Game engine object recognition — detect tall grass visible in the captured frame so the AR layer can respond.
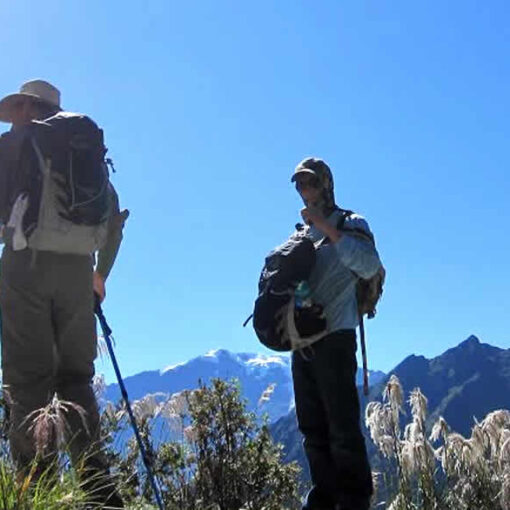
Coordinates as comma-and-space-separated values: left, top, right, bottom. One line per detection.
366, 375, 510, 510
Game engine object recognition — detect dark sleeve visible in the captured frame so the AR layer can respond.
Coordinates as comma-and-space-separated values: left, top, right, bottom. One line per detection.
96, 184, 128, 279
0, 132, 17, 222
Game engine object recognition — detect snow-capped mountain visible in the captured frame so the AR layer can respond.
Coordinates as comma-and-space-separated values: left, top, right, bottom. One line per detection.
104, 349, 385, 423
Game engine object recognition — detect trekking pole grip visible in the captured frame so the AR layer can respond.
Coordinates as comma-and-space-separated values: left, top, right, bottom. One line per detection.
94, 294, 112, 336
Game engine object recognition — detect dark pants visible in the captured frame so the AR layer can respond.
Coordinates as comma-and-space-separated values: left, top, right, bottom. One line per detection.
292, 331, 373, 510
0, 248, 110, 469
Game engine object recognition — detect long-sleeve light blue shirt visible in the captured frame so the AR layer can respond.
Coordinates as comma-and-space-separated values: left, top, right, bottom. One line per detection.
304, 209, 382, 333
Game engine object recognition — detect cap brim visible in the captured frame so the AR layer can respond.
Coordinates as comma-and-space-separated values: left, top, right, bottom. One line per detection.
291, 168, 317, 182
0, 93, 61, 123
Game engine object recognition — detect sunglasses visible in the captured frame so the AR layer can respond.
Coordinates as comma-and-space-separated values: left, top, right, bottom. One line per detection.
295, 176, 320, 191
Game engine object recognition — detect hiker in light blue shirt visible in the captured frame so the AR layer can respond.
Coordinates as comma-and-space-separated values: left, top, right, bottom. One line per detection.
305, 209, 381, 334
290, 157, 381, 510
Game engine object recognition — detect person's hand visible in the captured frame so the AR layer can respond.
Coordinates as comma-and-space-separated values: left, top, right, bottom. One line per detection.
301, 206, 327, 229
93, 271, 106, 303
301, 206, 341, 243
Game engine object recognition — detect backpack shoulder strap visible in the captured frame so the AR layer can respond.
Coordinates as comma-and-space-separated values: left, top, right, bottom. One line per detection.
318, 208, 353, 248
335, 207, 354, 230
337, 208, 376, 244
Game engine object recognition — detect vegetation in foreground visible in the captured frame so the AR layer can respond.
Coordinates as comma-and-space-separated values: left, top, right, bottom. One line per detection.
0, 374, 507, 509
0, 378, 300, 509
366, 375, 510, 509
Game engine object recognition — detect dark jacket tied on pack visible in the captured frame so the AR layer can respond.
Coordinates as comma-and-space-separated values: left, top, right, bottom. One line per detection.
253, 229, 327, 351
0, 112, 114, 254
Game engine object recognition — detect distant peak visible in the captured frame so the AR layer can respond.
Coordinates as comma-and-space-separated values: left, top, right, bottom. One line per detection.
460, 335, 481, 346
204, 349, 221, 358
402, 353, 427, 363
203, 348, 235, 361
204, 348, 234, 357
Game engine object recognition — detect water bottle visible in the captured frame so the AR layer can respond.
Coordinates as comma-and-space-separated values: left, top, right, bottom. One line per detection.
295, 281, 312, 309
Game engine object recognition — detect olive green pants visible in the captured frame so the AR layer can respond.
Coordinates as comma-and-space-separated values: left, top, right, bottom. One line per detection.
0, 247, 100, 470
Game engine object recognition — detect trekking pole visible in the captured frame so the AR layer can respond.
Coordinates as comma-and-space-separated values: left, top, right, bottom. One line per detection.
359, 315, 369, 397
94, 298, 165, 510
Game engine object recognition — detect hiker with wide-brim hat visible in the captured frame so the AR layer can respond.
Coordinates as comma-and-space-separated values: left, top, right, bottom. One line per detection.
0, 79, 62, 127
0, 79, 127, 508
289, 157, 382, 510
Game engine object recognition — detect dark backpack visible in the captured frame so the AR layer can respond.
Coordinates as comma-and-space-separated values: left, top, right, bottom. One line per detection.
251, 229, 327, 352
0, 112, 112, 254
30, 112, 110, 225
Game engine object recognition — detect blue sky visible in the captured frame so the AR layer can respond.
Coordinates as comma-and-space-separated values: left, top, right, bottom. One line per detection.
1, 0, 509, 383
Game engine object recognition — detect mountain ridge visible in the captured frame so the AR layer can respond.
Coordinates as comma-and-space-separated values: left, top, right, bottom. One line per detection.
271, 334, 510, 476
104, 348, 385, 423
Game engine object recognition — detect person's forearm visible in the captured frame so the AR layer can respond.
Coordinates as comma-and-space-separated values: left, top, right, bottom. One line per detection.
96, 208, 128, 279
96, 230, 122, 280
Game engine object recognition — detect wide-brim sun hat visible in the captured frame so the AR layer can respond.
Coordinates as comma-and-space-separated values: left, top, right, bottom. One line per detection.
0, 79, 61, 123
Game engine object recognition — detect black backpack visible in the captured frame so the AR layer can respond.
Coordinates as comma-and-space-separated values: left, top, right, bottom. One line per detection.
251, 229, 327, 352
30, 112, 111, 226
0, 112, 110, 233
